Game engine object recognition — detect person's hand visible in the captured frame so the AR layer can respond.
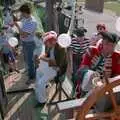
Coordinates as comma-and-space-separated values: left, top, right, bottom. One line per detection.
92, 72, 103, 87
92, 77, 103, 87
38, 54, 50, 62
48, 59, 56, 66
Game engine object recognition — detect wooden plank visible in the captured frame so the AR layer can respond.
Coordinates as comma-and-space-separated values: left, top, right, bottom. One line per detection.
62, 75, 73, 98
57, 98, 86, 112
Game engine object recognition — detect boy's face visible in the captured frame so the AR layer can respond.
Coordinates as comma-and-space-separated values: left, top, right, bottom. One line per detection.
101, 39, 116, 56
45, 40, 56, 48
21, 12, 29, 18
77, 36, 84, 41
97, 27, 105, 33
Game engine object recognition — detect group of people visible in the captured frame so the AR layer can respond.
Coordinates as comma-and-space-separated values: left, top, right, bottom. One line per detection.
0, 3, 120, 111
35, 23, 120, 107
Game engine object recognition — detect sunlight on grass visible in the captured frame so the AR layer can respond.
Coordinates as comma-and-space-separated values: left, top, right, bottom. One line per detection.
104, 2, 120, 15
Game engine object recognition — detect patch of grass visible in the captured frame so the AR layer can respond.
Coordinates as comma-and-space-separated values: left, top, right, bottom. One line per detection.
104, 1, 120, 15
78, 0, 120, 15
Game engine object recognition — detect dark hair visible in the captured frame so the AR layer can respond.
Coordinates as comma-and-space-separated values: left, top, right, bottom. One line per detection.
73, 27, 87, 37
19, 3, 31, 14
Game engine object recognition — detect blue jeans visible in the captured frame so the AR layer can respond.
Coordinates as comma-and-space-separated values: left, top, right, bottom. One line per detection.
22, 41, 36, 79
72, 54, 82, 74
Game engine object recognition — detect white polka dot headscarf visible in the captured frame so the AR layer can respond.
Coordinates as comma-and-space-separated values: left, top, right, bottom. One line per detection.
43, 31, 57, 43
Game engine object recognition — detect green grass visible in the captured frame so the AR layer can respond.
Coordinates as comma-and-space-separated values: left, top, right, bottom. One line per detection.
78, 0, 120, 14
104, 1, 120, 15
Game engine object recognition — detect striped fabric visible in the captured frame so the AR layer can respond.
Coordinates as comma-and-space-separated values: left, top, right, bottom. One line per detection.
91, 55, 104, 77
69, 37, 90, 55
91, 54, 112, 78
104, 56, 112, 77
20, 16, 37, 42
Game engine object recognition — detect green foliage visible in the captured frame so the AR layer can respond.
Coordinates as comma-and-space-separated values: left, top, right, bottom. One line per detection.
0, 6, 3, 30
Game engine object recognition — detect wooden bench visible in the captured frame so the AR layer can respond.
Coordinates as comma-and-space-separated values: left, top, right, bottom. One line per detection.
57, 91, 90, 119
57, 76, 120, 119
57, 97, 87, 119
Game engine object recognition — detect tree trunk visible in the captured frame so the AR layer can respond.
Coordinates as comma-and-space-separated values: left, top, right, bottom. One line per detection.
85, 0, 104, 13
45, 0, 59, 33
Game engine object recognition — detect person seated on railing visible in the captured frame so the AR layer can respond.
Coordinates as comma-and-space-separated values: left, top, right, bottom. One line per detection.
67, 27, 90, 82
75, 31, 120, 98
90, 23, 107, 46
36, 31, 67, 105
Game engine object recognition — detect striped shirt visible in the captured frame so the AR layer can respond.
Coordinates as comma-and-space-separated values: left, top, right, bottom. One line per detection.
69, 37, 90, 55
20, 16, 37, 42
86, 47, 112, 78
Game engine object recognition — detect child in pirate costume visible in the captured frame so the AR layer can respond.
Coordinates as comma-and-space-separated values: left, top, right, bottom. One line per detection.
68, 27, 90, 77
35, 31, 67, 105
90, 23, 107, 46
75, 31, 120, 98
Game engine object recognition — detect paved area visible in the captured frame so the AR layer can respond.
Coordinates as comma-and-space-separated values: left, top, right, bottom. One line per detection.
82, 8, 120, 50
83, 9, 118, 36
